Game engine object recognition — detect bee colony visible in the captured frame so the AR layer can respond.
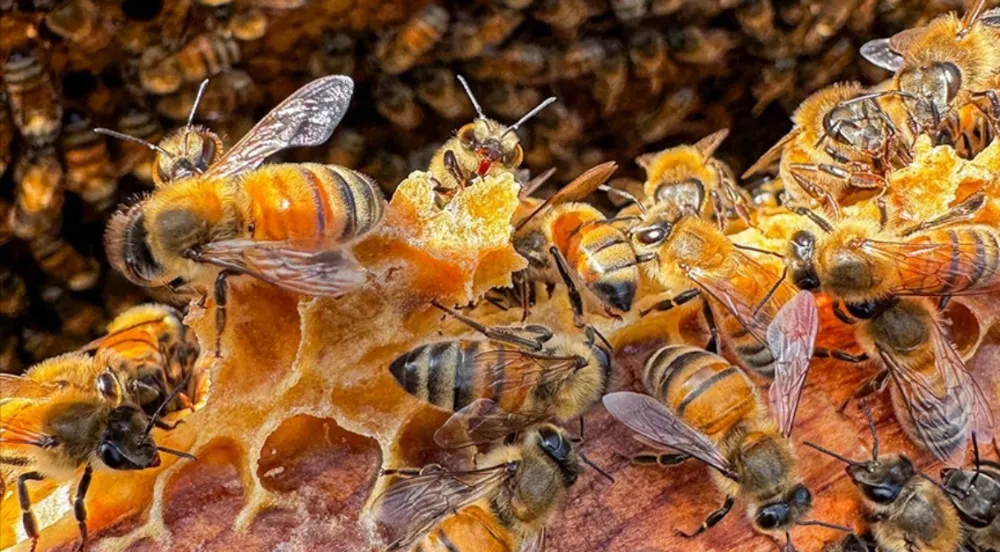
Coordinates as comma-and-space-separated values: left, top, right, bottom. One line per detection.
3, 0, 1000, 551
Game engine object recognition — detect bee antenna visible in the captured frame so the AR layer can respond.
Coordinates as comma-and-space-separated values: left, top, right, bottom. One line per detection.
144, 373, 192, 436
784, 531, 794, 552
792, 206, 834, 233
187, 78, 210, 130
803, 441, 862, 466
456, 75, 485, 120
599, 185, 647, 214
502, 97, 557, 138
798, 520, 852, 532
94, 128, 174, 159
860, 401, 879, 461
157, 446, 197, 461
972, 433, 982, 486
917, 470, 964, 500
578, 450, 615, 483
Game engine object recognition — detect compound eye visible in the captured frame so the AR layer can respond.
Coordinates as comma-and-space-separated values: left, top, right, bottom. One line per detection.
635, 225, 669, 246
96, 372, 118, 400
938, 62, 962, 104
458, 125, 476, 149
538, 426, 570, 462
502, 144, 523, 166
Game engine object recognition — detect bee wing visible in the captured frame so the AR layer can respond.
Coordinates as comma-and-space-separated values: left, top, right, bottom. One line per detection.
741, 129, 798, 179
514, 161, 618, 230
602, 392, 735, 479
863, 236, 1000, 296
0, 400, 56, 448
520, 529, 545, 552
0, 374, 66, 401
982, 6, 1000, 26
519, 167, 557, 199
880, 320, 994, 461
434, 399, 550, 449
374, 462, 517, 550
194, 238, 367, 297
766, 291, 819, 438
859, 38, 904, 72
204, 75, 354, 178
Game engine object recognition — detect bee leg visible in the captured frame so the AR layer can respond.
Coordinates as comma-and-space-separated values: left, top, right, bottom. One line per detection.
937, 295, 952, 312
548, 245, 585, 327
674, 495, 735, 538
519, 273, 531, 322
701, 300, 719, 354
73, 465, 93, 551
710, 190, 726, 231
813, 347, 868, 363
631, 452, 690, 466
17, 471, 45, 552
212, 269, 236, 358
788, 168, 841, 218
838, 370, 890, 413
832, 301, 856, 325
431, 300, 550, 351
899, 191, 986, 237
443, 150, 470, 188
639, 289, 700, 317
155, 418, 184, 430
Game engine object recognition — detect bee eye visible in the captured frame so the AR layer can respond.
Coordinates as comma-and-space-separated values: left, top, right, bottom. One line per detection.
754, 504, 789, 530
502, 144, 523, 166
459, 126, 476, 149
635, 225, 669, 246
538, 427, 570, 462
792, 485, 811, 506
938, 62, 962, 104
96, 372, 118, 399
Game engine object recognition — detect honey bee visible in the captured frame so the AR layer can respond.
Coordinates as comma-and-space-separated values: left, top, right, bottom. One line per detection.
667, 27, 738, 66
805, 411, 964, 552
442, 7, 524, 61
1, 355, 194, 552
463, 43, 549, 83
413, 67, 474, 120
557, 38, 607, 79
0, 265, 28, 318
743, 82, 912, 208
628, 28, 674, 94
10, 146, 64, 240
374, 425, 587, 551
20, 329, 85, 364
592, 39, 628, 116
611, 0, 648, 22
481, 83, 542, 122
390, 301, 609, 448
82, 303, 198, 417
138, 46, 184, 96
534, 102, 584, 146
158, 70, 254, 122
636, 129, 752, 230
41, 286, 106, 337
60, 107, 117, 209
308, 32, 355, 78
30, 233, 101, 291
533, 0, 601, 38
115, 105, 164, 184
0, 327, 21, 375
860, 0, 1000, 150
637, 87, 701, 144
224, 6, 268, 42
104, 76, 385, 346
940, 441, 1000, 550
374, 76, 425, 131
428, 76, 554, 195
142, 32, 240, 96
374, 3, 450, 75
325, 127, 366, 169
604, 292, 823, 545
735, 0, 778, 43
43, 0, 114, 53
3, 48, 61, 146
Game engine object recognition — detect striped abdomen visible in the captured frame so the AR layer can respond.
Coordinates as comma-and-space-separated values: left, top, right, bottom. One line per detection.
176, 33, 240, 82
564, 222, 639, 312
643, 345, 758, 439
722, 321, 776, 378
889, 358, 970, 459
411, 503, 516, 552
61, 109, 115, 204
389, 340, 533, 413
3, 49, 61, 145
891, 226, 1000, 296
245, 163, 385, 242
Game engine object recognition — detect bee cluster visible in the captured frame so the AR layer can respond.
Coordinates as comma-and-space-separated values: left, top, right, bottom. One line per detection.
5, 1, 1000, 552
0, 0, 969, 376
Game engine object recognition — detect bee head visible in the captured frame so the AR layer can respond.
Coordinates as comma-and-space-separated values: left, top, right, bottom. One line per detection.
847, 454, 914, 504
98, 405, 161, 470
788, 230, 820, 291
458, 119, 523, 176
752, 483, 813, 533
154, 127, 222, 186
941, 466, 1000, 528
898, 61, 962, 129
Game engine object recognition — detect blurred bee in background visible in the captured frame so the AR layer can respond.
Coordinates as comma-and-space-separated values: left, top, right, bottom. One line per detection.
534, 102, 585, 148
744, 82, 912, 209
463, 43, 549, 83
667, 26, 738, 67
362, 150, 408, 196
805, 409, 963, 552
481, 82, 541, 121
0, 266, 28, 318
30, 233, 101, 291
212, 4, 268, 42
325, 127, 367, 169
59, 107, 117, 209
3, 48, 62, 146
10, 146, 64, 241
406, 142, 440, 175
611, 0, 648, 22
412, 66, 473, 120
374, 425, 592, 551
442, 6, 524, 61
940, 440, 1000, 550
0, 327, 21, 375
0, 355, 194, 552
533, 0, 601, 39
43, 0, 115, 53
428, 76, 554, 197
115, 105, 164, 184
20, 328, 87, 364
308, 31, 356, 78
636, 87, 702, 144
138, 46, 184, 96
374, 3, 450, 75
861, 0, 1000, 154
41, 286, 106, 337
604, 292, 832, 546
390, 301, 610, 449
558, 37, 607, 79
374, 76, 425, 131
628, 28, 674, 95
593, 38, 628, 116
141, 31, 240, 96
751, 58, 798, 116
158, 70, 254, 122
736, 0, 778, 44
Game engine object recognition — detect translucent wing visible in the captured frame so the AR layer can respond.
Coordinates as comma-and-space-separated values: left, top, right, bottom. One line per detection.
741, 129, 798, 179
520, 530, 545, 552
881, 319, 994, 461
862, 233, 1000, 296
602, 392, 736, 480
766, 291, 819, 437
0, 374, 66, 401
860, 38, 904, 72
204, 75, 354, 178
520, 167, 557, 199
193, 239, 366, 297
434, 399, 550, 449
515, 161, 618, 230
982, 7, 1000, 26
374, 462, 518, 550
0, 400, 56, 447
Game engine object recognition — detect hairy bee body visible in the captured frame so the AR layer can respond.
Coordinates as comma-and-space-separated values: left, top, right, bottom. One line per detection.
3, 49, 61, 146
941, 461, 1000, 550
60, 108, 117, 208
429, 118, 524, 192
11, 147, 63, 240
29, 233, 101, 291
44, 0, 114, 53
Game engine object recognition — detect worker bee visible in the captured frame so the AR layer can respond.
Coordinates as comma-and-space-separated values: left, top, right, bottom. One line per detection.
43, 0, 114, 53
805, 411, 964, 552
60, 107, 117, 209
175, 31, 241, 85
412, 67, 474, 120
0, 265, 28, 318
940, 441, 1000, 550
138, 46, 184, 96
463, 43, 550, 84
390, 301, 610, 448
628, 28, 674, 95
743, 82, 912, 208
611, 0, 648, 22
104, 76, 385, 347
308, 32, 356, 78
41, 286, 105, 337
158, 70, 254, 122
82, 303, 198, 417
533, 0, 601, 38
324, 127, 366, 169
667, 27, 738, 66
0, 355, 194, 552
636, 129, 752, 231
604, 292, 824, 545
481, 82, 542, 122
374, 425, 587, 551
534, 102, 584, 147
428, 76, 554, 195
0, 326, 21, 375
223, 6, 268, 42
3, 48, 61, 146
374, 3, 450, 75
30, 233, 101, 291
442, 7, 524, 61
860, 0, 1000, 151
636, 87, 702, 144
10, 146, 64, 241
115, 105, 164, 184
374, 76, 425, 131
592, 38, 628, 116
558, 38, 607, 79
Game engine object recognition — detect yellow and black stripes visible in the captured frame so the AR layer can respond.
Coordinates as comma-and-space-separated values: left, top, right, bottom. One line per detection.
389, 341, 482, 412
